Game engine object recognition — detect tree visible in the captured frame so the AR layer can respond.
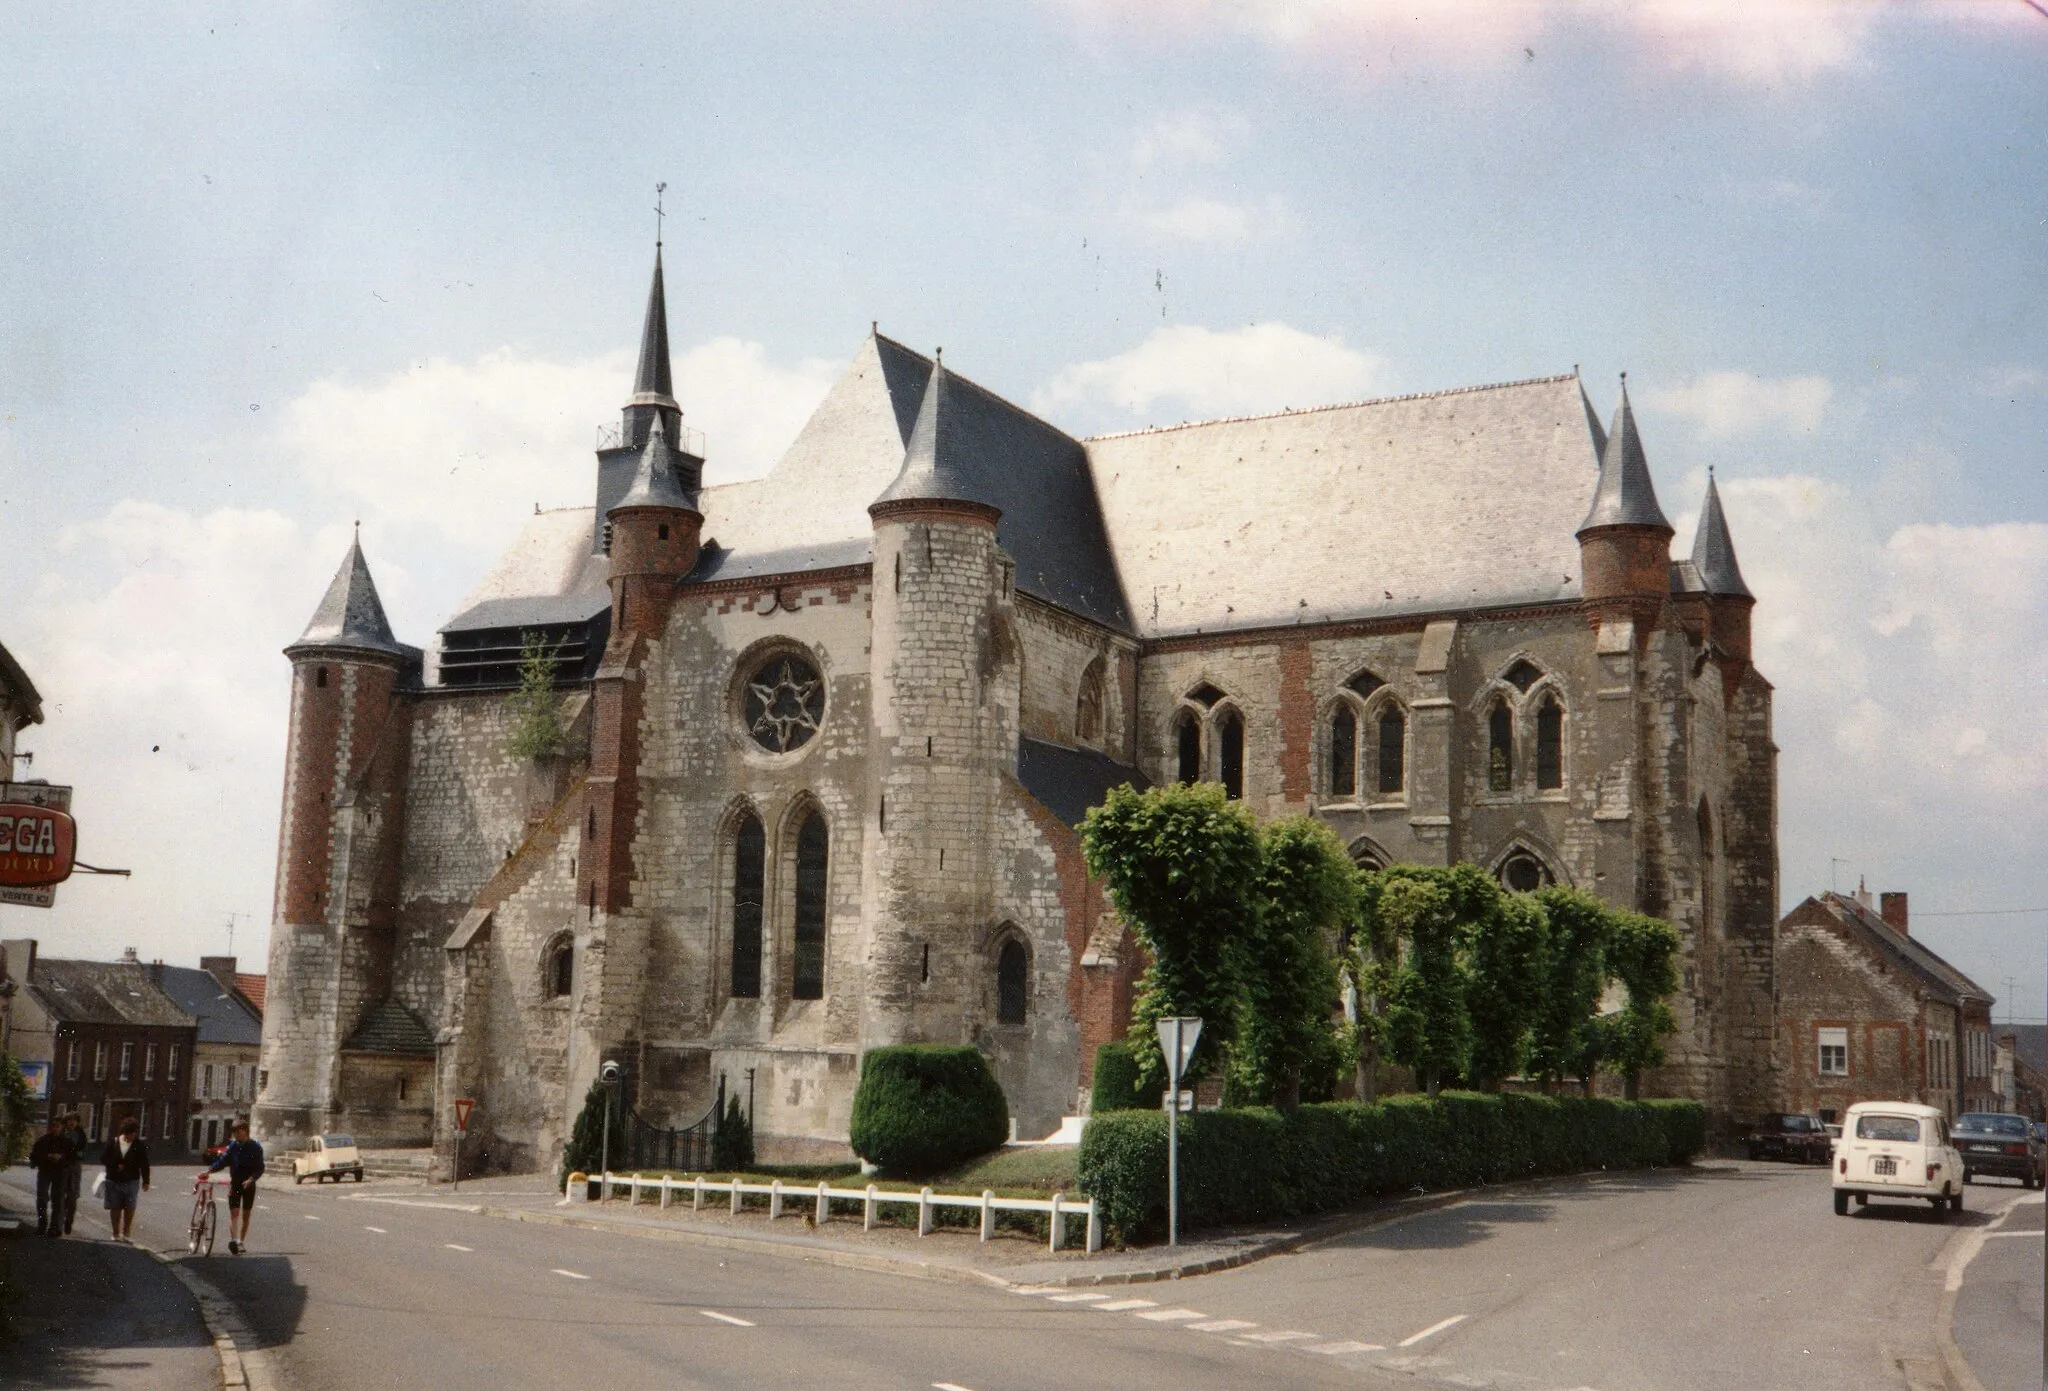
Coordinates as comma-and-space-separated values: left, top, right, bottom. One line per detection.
1598, 911, 1681, 1098
1346, 869, 1401, 1102
1080, 782, 1262, 1090
559, 1076, 622, 1184
1227, 816, 1353, 1109
0, 1052, 30, 1166
1526, 887, 1613, 1092
1373, 869, 1472, 1095
505, 633, 567, 760
1466, 889, 1550, 1090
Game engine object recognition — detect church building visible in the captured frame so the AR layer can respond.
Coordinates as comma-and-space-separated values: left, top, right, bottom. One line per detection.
254, 250, 1778, 1168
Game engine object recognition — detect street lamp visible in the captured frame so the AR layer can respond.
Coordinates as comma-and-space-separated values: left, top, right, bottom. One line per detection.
599, 1059, 621, 1190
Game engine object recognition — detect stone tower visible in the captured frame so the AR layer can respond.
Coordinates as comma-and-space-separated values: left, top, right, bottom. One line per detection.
863, 359, 1015, 1048
255, 537, 419, 1146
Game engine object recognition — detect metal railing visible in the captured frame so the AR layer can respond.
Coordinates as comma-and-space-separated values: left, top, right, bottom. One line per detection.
611, 1078, 721, 1173
596, 421, 707, 457
590, 1172, 1102, 1254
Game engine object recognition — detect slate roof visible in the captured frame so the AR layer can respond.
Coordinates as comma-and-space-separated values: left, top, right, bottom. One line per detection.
873, 359, 989, 511
340, 998, 437, 1057
1803, 892, 1995, 1007
1578, 387, 1672, 534
1087, 374, 1604, 639
153, 965, 263, 1047
25, 958, 195, 1029
610, 415, 697, 514
290, 539, 420, 662
631, 247, 678, 409
440, 509, 613, 636
1687, 474, 1751, 599
0, 637, 43, 728
1016, 736, 1150, 829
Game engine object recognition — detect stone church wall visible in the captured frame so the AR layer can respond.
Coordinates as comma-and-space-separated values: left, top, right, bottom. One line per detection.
1014, 597, 1136, 761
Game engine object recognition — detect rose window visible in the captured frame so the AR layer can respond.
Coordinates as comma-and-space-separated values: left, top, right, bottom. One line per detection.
744, 655, 824, 752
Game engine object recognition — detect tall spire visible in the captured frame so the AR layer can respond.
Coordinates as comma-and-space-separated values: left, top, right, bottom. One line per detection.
1579, 377, 1608, 461
629, 244, 677, 410
1690, 471, 1752, 599
1578, 378, 1672, 535
871, 356, 996, 517
287, 537, 410, 659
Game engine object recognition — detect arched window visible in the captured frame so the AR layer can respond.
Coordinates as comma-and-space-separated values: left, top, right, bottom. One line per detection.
1377, 706, 1406, 795
1075, 658, 1106, 746
791, 811, 828, 1000
1175, 709, 1202, 784
1536, 695, 1563, 790
730, 813, 765, 998
545, 936, 574, 998
996, 939, 1029, 1026
1488, 701, 1514, 792
1217, 708, 1245, 800
1329, 704, 1357, 799
1500, 851, 1551, 893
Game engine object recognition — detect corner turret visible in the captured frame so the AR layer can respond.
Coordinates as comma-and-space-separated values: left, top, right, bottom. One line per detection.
605, 416, 703, 638
1689, 470, 1755, 672
1576, 380, 1674, 636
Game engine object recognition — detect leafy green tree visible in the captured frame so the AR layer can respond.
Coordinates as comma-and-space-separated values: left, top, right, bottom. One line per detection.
1598, 911, 1681, 1097
0, 1052, 30, 1166
1080, 782, 1262, 1090
1374, 869, 1472, 1095
505, 633, 567, 760
1526, 887, 1613, 1091
1466, 889, 1550, 1090
1227, 816, 1354, 1109
1346, 869, 1401, 1101
559, 1076, 622, 1184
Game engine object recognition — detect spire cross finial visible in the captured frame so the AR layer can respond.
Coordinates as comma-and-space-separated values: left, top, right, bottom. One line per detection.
655, 181, 667, 248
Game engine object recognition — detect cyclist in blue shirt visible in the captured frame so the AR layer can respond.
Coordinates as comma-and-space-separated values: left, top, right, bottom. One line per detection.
207, 1121, 266, 1254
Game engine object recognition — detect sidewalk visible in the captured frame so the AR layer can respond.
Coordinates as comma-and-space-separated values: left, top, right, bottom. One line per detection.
0, 1167, 218, 1391
339, 1166, 1541, 1289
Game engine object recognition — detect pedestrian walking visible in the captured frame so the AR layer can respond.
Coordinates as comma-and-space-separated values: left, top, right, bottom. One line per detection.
206, 1120, 265, 1254
29, 1117, 70, 1237
100, 1116, 151, 1243
60, 1113, 84, 1234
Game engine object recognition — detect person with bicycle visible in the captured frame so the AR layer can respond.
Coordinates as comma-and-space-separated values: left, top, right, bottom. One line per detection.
206, 1119, 265, 1254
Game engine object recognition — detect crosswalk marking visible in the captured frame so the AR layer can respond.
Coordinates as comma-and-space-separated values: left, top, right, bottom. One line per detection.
1092, 1299, 1159, 1312
552, 1268, 590, 1280
444, 1243, 472, 1252
1046, 1291, 1111, 1303
1307, 1341, 1385, 1354
1188, 1319, 1257, 1333
1239, 1330, 1316, 1343
1134, 1308, 1206, 1322
1398, 1314, 1467, 1347
700, 1310, 755, 1327
364, 1226, 386, 1233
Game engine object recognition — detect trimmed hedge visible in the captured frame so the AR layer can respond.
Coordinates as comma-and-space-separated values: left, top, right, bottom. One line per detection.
1078, 1091, 1706, 1242
1089, 1041, 1166, 1114
849, 1044, 1009, 1177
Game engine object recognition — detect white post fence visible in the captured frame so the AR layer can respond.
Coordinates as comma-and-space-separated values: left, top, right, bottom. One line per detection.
589, 1171, 1102, 1253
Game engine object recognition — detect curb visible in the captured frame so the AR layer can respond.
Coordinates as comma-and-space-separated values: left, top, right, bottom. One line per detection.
1925, 1188, 2038, 1391
148, 1247, 283, 1391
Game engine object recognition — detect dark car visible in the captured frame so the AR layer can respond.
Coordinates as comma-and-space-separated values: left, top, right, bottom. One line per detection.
1749, 1112, 1833, 1164
1954, 1112, 2044, 1187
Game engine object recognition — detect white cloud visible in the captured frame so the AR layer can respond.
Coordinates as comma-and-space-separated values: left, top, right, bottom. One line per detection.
1131, 110, 1251, 168
1980, 365, 2048, 398
1622, 1, 1873, 83
1035, 322, 1384, 428
673, 338, 839, 485
1644, 371, 1832, 438
1132, 194, 1290, 246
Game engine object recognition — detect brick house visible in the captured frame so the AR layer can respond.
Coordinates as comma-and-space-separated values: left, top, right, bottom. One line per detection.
155, 957, 265, 1154
6, 946, 199, 1154
258, 246, 1779, 1169
1776, 888, 1997, 1124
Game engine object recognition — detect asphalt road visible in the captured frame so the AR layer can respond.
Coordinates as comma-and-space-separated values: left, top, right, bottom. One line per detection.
1950, 1184, 2043, 1391
45, 1159, 2034, 1391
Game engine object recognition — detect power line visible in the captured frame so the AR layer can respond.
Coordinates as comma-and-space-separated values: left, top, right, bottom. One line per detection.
1911, 907, 2048, 918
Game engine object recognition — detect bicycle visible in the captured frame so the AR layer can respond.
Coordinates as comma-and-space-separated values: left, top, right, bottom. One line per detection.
188, 1174, 220, 1256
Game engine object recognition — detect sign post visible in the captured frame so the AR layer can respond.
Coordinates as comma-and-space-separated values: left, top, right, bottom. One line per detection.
452, 1097, 476, 1192
1156, 1016, 1202, 1248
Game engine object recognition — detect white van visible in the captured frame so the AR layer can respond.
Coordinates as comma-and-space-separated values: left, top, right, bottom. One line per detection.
1833, 1101, 1963, 1219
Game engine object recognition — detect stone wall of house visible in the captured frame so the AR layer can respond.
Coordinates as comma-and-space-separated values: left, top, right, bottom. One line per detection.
1777, 906, 1948, 1120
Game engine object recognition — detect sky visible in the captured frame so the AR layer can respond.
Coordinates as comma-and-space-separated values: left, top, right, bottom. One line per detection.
1, 2, 2043, 1022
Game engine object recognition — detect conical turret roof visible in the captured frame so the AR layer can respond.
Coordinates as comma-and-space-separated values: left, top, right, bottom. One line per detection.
871, 358, 998, 516
629, 246, 677, 409
1578, 383, 1672, 534
609, 414, 696, 513
1690, 473, 1751, 599
1580, 379, 1608, 461
287, 537, 412, 660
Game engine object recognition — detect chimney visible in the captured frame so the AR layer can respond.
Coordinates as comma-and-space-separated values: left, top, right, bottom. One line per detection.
200, 955, 237, 983
120, 946, 141, 964
1880, 891, 1908, 936
149, 958, 165, 988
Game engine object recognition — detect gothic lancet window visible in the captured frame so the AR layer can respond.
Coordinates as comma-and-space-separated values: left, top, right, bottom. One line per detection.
730, 813, 765, 998
791, 812, 828, 1000
1218, 708, 1245, 800
547, 936, 574, 998
1377, 707, 1406, 795
1536, 695, 1564, 790
1076, 658, 1106, 746
996, 939, 1028, 1026
1488, 701, 1514, 792
1504, 659, 1543, 693
1176, 709, 1202, 784
1329, 705, 1357, 799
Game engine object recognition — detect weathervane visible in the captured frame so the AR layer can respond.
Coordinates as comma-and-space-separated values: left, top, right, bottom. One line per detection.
655, 181, 667, 249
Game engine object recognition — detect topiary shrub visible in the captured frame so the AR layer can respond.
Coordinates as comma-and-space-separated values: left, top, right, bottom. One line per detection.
712, 1092, 755, 1171
1089, 1041, 1165, 1114
559, 1078, 621, 1186
848, 1044, 1009, 1177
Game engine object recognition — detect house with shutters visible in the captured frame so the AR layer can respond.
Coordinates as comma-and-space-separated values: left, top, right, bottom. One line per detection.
256, 244, 1778, 1170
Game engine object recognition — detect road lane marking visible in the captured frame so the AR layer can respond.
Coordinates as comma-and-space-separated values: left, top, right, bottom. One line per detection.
1398, 1314, 1467, 1347
1188, 1319, 1257, 1333
552, 1269, 590, 1280
1307, 1341, 1385, 1354
933, 1384, 977, 1391
1135, 1308, 1206, 1322
700, 1310, 755, 1327
364, 1226, 387, 1233
1093, 1299, 1158, 1312
1983, 1229, 2043, 1238
1240, 1330, 1317, 1343
444, 1243, 472, 1252
303, 1214, 320, 1221
1010, 1286, 1064, 1295
1047, 1292, 1112, 1303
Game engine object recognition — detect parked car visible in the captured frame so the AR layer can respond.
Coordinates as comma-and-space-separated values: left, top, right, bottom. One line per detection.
1748, 1112, 1833, 1164
293, 1133, 365, 1184
1833, 1102, 1963, 1219
1953, 1112, 2045, 1188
